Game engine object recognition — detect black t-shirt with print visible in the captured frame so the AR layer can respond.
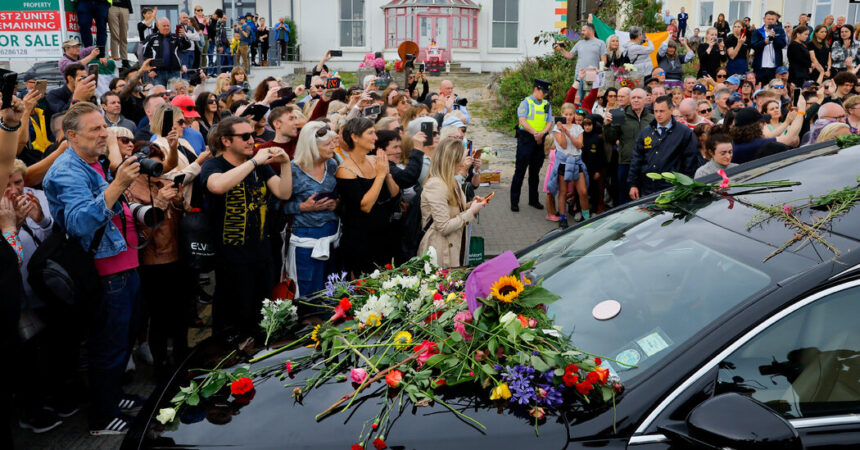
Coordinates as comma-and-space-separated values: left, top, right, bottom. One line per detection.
200, 155, 276, 263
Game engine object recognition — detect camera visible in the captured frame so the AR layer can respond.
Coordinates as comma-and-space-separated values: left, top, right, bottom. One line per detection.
188, 70, 202, 86
454, 97, 468, 107
131, 150, 164, 177
129, 203, 165, 227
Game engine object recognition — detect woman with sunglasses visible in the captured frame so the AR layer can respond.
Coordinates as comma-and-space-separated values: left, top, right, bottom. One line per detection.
392, 93, 411, 117
788, 25, 813, 87
725, 20, 750, 76
766, 79, 790, 119
149, 104, 211, 207
336, 117, 401, 277
280, 122, 341, 296
761, 99, 797, 138
194, 91, 220, 136
591, 88, 617, 117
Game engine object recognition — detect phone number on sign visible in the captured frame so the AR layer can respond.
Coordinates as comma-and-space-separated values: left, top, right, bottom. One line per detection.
0, 48, 29, 56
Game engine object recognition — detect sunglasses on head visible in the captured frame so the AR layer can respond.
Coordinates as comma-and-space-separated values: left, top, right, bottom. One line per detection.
315, 125, 331, 138
227, 132, 254, 141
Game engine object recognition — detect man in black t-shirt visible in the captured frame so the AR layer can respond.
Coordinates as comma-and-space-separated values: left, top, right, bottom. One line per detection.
200, 116, 293, 339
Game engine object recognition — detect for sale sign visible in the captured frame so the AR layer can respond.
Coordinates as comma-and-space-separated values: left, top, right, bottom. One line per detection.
0, 1, 64, 59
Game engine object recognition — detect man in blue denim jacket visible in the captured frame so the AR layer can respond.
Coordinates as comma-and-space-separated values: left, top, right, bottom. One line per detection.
43, 102, 146, 435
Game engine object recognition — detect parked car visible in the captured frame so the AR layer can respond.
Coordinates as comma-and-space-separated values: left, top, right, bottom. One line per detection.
124, 139, 860, 449
18, 61, 65, 89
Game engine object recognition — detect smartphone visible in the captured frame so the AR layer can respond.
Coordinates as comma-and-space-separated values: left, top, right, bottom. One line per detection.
316, 191, 339, 201
161, 108, 174, 137
35, 79, 47, 96
176, 25, 183, 34
420, 121, 434, 146
304, 73, 313, 89
362, 104, 381, 117
419, 63, 425, 72
326, 78, 341, 89
0, 71, 17, 110
473, 148, 483, 161
555, 116, 565, 124
484, 191, 496, 202
87, 63, 99, 79
741, 28, 747, 37
466, 139, 473, 156
173, 173, 186, 189
792, 87, 801, 107
329, 50, 343, 57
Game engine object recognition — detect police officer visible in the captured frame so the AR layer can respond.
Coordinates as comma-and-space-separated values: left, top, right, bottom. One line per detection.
511, 79, 552, 212
627, 95, 701, 199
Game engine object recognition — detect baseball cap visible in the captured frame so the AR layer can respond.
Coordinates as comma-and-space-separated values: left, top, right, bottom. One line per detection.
62, 38, 81, 48
802, 81, 818, 89
692, 84, 707, 93
734, 107, 765, 127
725, 75, 741, 85
752, 89, 768, 99
170, 95, 200, 118
441, 116, 465, 129
726, 92, 744, 107
775, 66, 789, 75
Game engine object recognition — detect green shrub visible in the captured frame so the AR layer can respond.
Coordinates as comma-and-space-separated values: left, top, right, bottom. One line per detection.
285, 18, 299, 61
489, 51, 577, 133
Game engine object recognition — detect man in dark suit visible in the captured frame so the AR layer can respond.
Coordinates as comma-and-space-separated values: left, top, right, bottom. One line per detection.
750, 11, 787, 86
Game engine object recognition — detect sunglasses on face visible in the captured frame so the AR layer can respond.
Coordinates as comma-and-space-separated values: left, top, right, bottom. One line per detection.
207, 99, 217, 104
195, 9, 202, 12
227, 132, 254, 141
176, 118, 187, 126
313, 84, 325, 89
773, 85, 785, 89
706, 96, 714, 100
118, 137, 134, 144
716, 74, 727, 79
656, 71, 665, 75
699, 107, 712, 114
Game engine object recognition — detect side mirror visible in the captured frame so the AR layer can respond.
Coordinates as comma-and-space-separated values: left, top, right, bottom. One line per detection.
658, 393, 801, 450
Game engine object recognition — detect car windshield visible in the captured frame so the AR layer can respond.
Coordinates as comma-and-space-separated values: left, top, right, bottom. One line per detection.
520, 206, 811, 383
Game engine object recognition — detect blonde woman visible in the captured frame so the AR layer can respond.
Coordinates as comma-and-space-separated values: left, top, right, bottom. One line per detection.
284, 121, 340, 296
214, 75, 231, 96
815, 122, 851, 143
418, 138, 488, 268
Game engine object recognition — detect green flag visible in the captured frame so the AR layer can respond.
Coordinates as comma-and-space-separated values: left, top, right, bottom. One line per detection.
592, 16, 615, 42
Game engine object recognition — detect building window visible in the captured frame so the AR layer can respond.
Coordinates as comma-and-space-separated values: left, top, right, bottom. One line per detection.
340, 0, 365, 47
728, 1, 750, 23
492, 0, 518, 48
698, 1, 713, 27
814, 0, 832, 28
850, 3, 860, 25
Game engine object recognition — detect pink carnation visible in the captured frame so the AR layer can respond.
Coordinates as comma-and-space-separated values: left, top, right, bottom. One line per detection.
453, 310, 473, 341
350, 368, 368, 385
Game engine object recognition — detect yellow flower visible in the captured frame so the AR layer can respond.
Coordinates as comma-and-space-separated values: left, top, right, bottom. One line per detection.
490, 383, 512, 400
446, 292, 458, 303
490, 275, 524, 303
393, 331, 413, 350
366, 314, 382, 327
310, 324, 321, 344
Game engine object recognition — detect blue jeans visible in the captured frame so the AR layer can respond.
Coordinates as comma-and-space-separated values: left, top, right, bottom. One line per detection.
293, 221, 339, 296
206, 38, 217, 74
616, 163, 631, 207
151, 70, 180, 88
180, 50, 196, 78
89, 270, 141, 425
76, 0, 110, 50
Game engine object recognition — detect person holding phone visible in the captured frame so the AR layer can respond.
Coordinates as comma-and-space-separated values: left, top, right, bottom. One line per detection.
418, 138, 487, 268
788, 26, 813, 88
725, 20, 751, 75
697, 27, 727, 79
751, 11, 788, 86
279, 122, 340, 296
141, 17, 192, 87
147, 104, 211, 209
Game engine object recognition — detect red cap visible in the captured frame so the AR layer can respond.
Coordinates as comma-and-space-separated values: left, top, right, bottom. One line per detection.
170, 95, 200, 118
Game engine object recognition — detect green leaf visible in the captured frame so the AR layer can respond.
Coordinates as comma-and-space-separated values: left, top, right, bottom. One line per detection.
531, 355, 550, 372
179, 386, 192, 394
554, 368, 565, 376
472, 306, 483, 322
673, 172, 694, 186
200, 378, 226, 398
661, 172, 676, 180
186, 393, 200, 406
449, 331, 463, 342
601, 387, 613, 402
516, 286, 561, 308
646, 172, 663, 180
521, 332, 535, 342
481, 363, 498, 376
423, 354, 447, 368
488, 337, 498, 355
170, 392, 186, 403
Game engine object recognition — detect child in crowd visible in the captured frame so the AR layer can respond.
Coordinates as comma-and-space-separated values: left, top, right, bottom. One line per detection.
580, 117, 607, 214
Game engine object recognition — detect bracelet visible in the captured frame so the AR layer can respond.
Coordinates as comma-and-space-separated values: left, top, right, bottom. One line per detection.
0, 117, 21, 132
250, 159, 259, 168
796, 110, 805, 116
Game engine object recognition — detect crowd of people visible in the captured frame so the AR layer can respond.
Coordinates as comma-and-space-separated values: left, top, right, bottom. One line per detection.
510, 11, 858, 229
2, 6, 481, 441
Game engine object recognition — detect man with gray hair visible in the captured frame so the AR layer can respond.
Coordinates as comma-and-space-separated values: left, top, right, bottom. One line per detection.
624, 27, 655, 75
603, 88, 653, 206
43, 102, 152, 435
712, 88, 731, 122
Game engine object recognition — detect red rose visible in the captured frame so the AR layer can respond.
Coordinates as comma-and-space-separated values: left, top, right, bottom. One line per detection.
351, 445, 364, 450
594, 357, 602, 366
575, 381, 593, 395
562, 371, 578, 386
594, 367, 609, 384
413, 340, 439, 368
424, 311, 442, 324
339, 297, 352, 310
564, 364, 579, 374
230, 376, 254, 395
356, 280, 363, 286
586, 371, 600, 384
434, 378, 447, 388
373, 438, 387, 449
385, 263, 393, 270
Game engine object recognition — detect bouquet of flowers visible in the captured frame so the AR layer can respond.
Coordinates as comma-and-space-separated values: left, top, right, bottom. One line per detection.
158, 251, 619, 449
612, 63, 638, 88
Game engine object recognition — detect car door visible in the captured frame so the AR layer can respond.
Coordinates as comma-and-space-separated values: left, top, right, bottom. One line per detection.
628, 280, 860, 449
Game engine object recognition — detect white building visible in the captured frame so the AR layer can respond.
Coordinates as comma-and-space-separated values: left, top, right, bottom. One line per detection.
661, 0, 860, 33
129, 0, 573, 72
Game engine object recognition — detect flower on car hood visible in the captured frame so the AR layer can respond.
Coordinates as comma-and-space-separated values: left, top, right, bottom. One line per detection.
230, 377, 254, 396
156, 407, 176, 424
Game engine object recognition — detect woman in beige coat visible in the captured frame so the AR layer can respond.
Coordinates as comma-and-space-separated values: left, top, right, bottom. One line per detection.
418, 138, 488, 268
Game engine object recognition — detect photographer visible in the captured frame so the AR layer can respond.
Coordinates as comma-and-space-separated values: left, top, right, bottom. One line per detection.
623, 27, 655, 76
43, 102, 146, 435
697, 28, 727, 78
201, 117, 292, 339
141, 17, 192, 87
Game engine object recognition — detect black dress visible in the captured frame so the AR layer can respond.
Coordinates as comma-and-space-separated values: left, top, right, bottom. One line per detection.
714, 21, 731, 40
697, 43, 727, 78
787, 41, 812, 86
809, 41, 831, 80
336, 172, 401, 276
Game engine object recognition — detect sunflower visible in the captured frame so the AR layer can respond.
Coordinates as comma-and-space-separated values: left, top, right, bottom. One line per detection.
310, 324, 321, 346
490, 275, 524, 303
393, 331, 413, 350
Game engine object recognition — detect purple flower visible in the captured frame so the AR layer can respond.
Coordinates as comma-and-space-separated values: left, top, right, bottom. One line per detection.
324, 272, 353, 297
501, 365, 538, 406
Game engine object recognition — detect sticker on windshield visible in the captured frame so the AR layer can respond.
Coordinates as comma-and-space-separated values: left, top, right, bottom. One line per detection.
615, 348, 641, 367
636, 330, 670, 357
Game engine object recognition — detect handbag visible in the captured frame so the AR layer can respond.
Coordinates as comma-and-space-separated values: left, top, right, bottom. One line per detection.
26, 222, 106, 307
179, 209, 215, 272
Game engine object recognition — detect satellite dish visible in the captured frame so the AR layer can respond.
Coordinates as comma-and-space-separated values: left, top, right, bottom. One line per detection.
398, 41, 420, 63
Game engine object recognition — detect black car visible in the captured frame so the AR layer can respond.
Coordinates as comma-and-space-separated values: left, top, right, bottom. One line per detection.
18, 61, 66, 88
124, 140, 860, 449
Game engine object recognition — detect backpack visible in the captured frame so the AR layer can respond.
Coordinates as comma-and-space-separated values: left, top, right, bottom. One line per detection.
26, 223, 106, 306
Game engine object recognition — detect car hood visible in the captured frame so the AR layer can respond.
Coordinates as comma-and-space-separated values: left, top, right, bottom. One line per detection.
129, 336, 592, 449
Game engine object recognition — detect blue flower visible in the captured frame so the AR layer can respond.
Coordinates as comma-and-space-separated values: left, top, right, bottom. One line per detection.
324, 272, 354, 297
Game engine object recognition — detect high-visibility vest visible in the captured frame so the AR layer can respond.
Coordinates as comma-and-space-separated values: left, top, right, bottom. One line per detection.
29, 108, 51, 153
521, 96, 549, 132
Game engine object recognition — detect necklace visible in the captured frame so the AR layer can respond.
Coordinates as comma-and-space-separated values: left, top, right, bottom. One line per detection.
347, 153, 373, 178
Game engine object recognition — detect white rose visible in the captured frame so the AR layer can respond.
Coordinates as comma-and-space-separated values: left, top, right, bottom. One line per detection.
500, 311, 518, 325
156, 407, 176, 424
370, 269, 381, 279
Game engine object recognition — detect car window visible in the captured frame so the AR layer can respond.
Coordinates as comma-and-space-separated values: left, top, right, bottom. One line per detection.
521, 208, 811, 382
716, 286, 860, 419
